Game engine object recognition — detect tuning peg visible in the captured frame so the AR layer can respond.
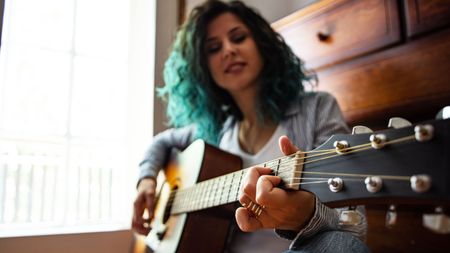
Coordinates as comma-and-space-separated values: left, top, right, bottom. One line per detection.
370, 133, 387, 149
328, 177, 344, 192
333, 140, 349, 154
365, 176, 383, 193
436, 106, 450, 119
388, 117, 412, 128
423, 207, 450, 234
414, 124, 434, 142
385, 205, 397, 228
339, 206, 362, 226
410, 174, 431, 193
352, 125, 373, 135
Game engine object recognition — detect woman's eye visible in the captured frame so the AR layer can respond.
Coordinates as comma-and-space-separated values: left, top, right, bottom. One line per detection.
206, 44, 221, 54
232, 34, 246, 43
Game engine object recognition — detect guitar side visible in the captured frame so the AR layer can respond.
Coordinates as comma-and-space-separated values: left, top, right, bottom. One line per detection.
148, 140, 242, 253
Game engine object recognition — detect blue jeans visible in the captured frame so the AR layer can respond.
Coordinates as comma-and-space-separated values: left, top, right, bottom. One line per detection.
284, 231, 371, 253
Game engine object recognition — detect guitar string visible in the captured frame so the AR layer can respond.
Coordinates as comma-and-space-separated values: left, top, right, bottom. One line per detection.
276, 135, 416, 176
166, 134, 416, 209
167, 142, 371, 203
168, 134, 415, 198
165, 134, 417, 209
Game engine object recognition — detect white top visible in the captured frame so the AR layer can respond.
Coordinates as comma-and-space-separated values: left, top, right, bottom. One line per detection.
219, 122, 291, 253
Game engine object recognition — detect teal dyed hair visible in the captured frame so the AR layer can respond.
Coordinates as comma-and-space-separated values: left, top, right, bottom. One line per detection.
159, 1, 313, 144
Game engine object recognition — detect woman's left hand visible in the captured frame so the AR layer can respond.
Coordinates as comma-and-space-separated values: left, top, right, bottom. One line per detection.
235, 135, 316, 232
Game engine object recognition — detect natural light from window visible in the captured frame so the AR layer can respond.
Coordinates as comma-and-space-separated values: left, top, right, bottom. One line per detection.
0, 0, 155, 237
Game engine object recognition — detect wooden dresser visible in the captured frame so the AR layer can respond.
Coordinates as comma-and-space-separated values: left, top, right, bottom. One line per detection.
273, 0, 450, 128
273, 0, 450, 252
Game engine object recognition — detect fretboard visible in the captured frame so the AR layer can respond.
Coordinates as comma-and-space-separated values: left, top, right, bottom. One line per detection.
170, 154, 301, 214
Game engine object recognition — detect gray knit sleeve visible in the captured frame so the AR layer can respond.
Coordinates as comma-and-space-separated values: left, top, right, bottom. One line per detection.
275, 199, 367, 244
275, 92, 367, 245
312, 92, 350, 146
138, 125, 196, 184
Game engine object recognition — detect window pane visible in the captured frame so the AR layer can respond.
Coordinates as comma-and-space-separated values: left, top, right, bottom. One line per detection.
1, 45, 71, 135
70, 56, 127, 139
75, 0, 129, 60
7, 0, 74, 51
65, 141, 127, 225
0, 139, 66, 225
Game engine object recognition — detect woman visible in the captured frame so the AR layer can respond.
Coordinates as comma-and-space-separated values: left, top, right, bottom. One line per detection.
132, 1, 369, 252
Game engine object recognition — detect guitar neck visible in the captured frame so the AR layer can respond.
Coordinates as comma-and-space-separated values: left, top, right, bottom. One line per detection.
170, 154, 302, 214
170, 118, 450, 213
170, 169, 245, 214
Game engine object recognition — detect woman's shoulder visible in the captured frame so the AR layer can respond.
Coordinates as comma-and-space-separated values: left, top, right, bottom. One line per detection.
302, 91, 337, 103
286, 91, 337, 115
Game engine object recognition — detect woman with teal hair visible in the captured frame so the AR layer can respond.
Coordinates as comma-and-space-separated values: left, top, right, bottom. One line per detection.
132, 1, 369, 252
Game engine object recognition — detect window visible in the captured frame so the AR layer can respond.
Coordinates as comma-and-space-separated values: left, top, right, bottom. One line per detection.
0, 0, 155, 236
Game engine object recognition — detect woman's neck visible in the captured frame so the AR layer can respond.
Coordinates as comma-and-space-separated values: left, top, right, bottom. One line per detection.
238, 118, 277, 155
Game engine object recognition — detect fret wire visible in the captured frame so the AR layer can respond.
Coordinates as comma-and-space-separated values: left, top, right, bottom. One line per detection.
225, 173, 233, 204
276, 158, 280, 176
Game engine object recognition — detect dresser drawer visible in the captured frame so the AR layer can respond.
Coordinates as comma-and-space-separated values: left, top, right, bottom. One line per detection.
316, 28, 450, 126
404, 0, 450, 38
273, 0, 401, 70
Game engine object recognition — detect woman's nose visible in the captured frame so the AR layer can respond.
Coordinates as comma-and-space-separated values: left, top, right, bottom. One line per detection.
222, 40, 237, 58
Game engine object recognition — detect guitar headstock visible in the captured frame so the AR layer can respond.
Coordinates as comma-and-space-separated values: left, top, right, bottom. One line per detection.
291, 118, 450, 208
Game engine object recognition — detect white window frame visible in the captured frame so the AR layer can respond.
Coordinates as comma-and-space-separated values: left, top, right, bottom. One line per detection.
0, 0, 155, 237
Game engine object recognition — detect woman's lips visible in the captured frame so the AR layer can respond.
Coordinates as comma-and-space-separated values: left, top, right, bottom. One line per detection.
225, 62, 246, 73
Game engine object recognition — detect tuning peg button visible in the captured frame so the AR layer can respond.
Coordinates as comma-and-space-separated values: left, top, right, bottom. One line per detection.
423, 206, 450, 234
388, 117, 412, 128
352, 125, 373, 135
339, 207, 362, 226
385, 205, 397, 228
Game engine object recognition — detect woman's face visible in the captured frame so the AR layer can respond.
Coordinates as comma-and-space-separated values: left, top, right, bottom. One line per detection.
205, 12, 264, 98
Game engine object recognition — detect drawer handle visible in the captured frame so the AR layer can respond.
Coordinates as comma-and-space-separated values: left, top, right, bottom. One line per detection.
317, 31, 331, 42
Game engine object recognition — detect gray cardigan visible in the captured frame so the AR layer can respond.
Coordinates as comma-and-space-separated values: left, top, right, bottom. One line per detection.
138, 92, 367, 248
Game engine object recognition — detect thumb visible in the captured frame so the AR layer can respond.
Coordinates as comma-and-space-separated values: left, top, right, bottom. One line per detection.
278, 135, 299, 155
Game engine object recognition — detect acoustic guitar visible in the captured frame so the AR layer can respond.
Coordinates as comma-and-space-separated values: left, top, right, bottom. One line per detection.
145, 118, 450, 252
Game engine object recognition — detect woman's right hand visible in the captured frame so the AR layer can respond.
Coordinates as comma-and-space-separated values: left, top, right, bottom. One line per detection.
132, 177, 157, 235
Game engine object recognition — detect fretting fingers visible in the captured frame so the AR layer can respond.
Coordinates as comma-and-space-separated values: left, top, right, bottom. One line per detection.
255, 175, 288, 207
240, 167, 272, 200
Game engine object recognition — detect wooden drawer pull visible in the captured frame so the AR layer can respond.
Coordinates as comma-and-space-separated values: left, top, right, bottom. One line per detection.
317, 31, 331, 42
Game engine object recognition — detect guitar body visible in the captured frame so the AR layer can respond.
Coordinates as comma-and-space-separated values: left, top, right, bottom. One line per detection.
147, 140, 242, 253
